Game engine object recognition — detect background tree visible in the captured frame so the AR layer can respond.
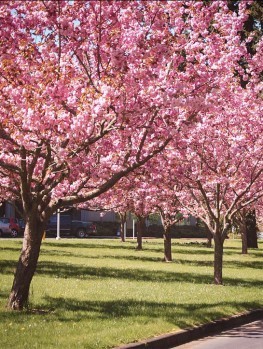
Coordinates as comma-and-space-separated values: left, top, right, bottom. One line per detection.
175, 88, 262, 284
246, 209, 259, 248
144, 154, 185, 262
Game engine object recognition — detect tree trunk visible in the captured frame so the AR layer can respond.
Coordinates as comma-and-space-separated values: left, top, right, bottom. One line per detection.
206, 231, 213, 248
214, 234, 224, 285
136, 216, 145, 250
239, 216, 247, 254
7, 218, 44, 310
241, 231, 248, 254
240, 224, 248, 254
163, 226, 172, 262
246, 210, 258, 248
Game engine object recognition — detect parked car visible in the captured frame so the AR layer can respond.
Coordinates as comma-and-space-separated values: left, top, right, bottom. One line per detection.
46, 215, 97, 238
0, 217, 20, 237
257, 232, 263, 240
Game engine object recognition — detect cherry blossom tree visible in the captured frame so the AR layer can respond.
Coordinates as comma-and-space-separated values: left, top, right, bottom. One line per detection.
95, 172, 154, 249
106, 165, 181, 254
0, 0, 174, 310
0, 0, 258, 309
141, 155, 184, 262
82, 179, 134, 242
174, 88, 263, 284
156, 200, 182, 262
129, 176, 153, 251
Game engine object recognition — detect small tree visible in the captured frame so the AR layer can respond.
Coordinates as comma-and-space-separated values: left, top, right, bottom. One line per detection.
175, 100, 263, 284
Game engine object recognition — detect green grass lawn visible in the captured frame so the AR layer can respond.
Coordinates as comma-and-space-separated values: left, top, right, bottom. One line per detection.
0, 238, 262, 349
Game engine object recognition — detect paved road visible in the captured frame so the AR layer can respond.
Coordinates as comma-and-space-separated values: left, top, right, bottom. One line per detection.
174, 320, 263, 349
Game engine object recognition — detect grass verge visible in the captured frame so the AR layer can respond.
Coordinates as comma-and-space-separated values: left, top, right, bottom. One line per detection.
0, 238, 262, 349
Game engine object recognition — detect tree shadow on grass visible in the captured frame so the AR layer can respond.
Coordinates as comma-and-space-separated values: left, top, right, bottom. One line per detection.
0, 306, 55, 325
223, 249, 262, 258
43, 240, 262, 260
0, 259, 17, 275
0, 296, 260, 332
35, 260, 213, 283
45, 241, 138, 251
39, 248, 263, 270
40, 249, 81, 258
44, 240, 213, 255
0, 257, 261, 288
24, 298, 263, 330
174, 258, 263, 270
1, 250, 261, 287
0, 246, 22, 252
42, 250, 163, 263
43, 241, 215, 257
33, 261, 263, 288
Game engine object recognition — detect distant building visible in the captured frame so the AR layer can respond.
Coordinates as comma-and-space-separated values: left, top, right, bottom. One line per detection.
0, 200, 197, 227
80, 210, 116, 222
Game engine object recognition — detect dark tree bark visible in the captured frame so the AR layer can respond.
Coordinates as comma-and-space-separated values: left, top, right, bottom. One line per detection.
136, 215, 145, 250
163, 226, 172, 262
246, 210, 258, 248
240, 223, 248, 254
214, 234, 224, 285
159, 211, 175, 262
236, 209, 258, 253
7, 217, 45, 310
206, 231, 213, 248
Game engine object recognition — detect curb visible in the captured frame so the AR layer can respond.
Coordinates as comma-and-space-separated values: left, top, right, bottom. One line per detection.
113, 308, 263, 349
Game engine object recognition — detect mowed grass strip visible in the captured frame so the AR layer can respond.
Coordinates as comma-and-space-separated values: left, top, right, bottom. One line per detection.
0, 238, 262, 349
